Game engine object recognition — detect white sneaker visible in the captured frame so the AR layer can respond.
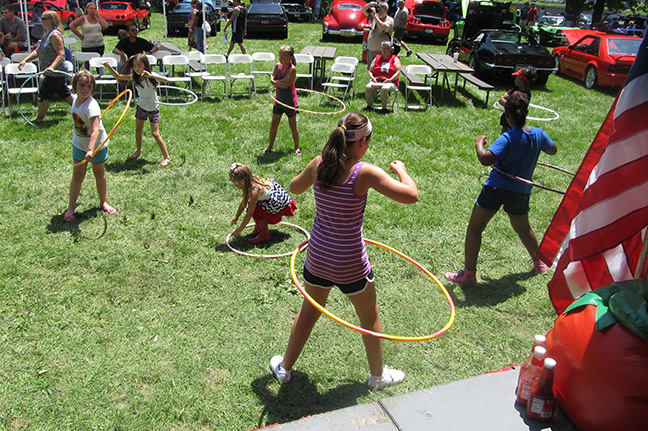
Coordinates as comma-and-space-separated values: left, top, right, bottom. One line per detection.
367, 366, 405, 390
270, 355, 291, 383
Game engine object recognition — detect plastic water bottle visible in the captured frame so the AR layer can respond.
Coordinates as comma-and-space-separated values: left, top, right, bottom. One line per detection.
515, 334, 547, 395
526, 358, 557, 421
516, 346, 546, 406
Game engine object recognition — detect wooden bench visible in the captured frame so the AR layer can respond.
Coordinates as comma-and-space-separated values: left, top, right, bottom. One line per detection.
458, 73, 494, 108
400, 68, 425, 86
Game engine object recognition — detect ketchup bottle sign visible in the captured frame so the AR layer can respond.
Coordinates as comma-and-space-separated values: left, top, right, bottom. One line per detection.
515, 334, 546, 395
516, 346, 546, 406
526, 358, 557, 421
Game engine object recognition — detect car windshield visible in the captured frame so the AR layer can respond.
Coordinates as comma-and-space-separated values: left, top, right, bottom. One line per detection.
249, 4, 282, 13
337, 4, 361, 10
607, 38, 641, 55
173, 3, 193, 11
101, 3, 128, 10
538, 15, 564, 26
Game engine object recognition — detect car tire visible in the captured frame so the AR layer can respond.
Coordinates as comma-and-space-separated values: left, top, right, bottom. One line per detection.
282, 29, 288, 39
322, 30, 330, 41
585, 66, 597, 89
145, 15, 151, 29
553, 55, 561, 74
446, 39, 461, 56
535, 73, 549, 86
468, 54, 481, 77
135, 19, 140, 32
67, 16, 75, 29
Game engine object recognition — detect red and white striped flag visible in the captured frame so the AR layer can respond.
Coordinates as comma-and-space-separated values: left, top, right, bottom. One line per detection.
537, 34, 648, 314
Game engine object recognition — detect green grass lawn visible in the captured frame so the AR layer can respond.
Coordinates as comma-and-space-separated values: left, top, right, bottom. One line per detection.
0, 16, 618, 430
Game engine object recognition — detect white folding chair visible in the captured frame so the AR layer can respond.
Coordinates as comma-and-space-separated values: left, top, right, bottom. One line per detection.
5, 62, 39, 117
294, 53, 314, 91
251, 52, 275, 90
162, 55, 192, 89
11, 52, 31, 63
181, 51, 206, 81
64, 35, 80, 53
320, 62, 356, 104
404, 64, 432, 110
152, 50, 172, 75
200, 54, 228, 100
73, 52, 100, 71
89, 57, 118, 100
227, 54, 256, 99
330, 56, 359, 95
1, 57, 11, 116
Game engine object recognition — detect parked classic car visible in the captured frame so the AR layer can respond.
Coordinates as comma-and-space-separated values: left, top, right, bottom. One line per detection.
166, 0, 220, 36
12, 1, 78, 28
552, 29, 642, 89
404, 0, 451, 42
446, 1, 554, 84
246, 2, 288, 38
601, 14, 647, 38
99, 1, 151, 30
529, 14, 578, 46
322, 0, 370, 39
281, 0, 311, 21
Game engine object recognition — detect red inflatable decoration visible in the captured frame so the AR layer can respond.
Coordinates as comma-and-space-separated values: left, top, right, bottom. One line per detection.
546, 281, 648, 431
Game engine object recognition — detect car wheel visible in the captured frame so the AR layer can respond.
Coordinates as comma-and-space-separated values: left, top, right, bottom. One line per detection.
468, 54, 481, 77
282, 29, 288, 39
585, 66, 597, 89
135, 19, 140, 32
145, 15, 151, 29
322, 30, 330, 41
553, 55, 561, 74
446, 39, 461, 56
535, 73, 549, 86
67, 16, 75, 29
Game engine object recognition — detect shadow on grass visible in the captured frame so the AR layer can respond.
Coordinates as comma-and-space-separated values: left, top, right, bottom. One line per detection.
449, 271, 536, 307
105, 153, 186, 173
252, 372, 369, 427
257, 149, 291, 164
46, 206, 107, 240
221, 227, 305, 256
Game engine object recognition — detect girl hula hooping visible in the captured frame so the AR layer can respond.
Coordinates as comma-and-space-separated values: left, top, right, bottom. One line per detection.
64, 70, 116, 222
103, 53, 172, 167
269, 112, 419, 389
263, 45, 301, 156
229, 163, 298, 245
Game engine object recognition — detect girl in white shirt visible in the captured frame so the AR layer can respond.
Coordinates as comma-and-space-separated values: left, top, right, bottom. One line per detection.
103, 53, 172, 167
64, 70, 116, 222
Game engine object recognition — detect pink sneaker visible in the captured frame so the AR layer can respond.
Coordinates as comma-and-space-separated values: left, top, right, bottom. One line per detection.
533, 260, 548, 274
445, 269, 476, 286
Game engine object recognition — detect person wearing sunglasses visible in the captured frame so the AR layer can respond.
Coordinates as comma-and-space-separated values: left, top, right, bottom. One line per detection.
112, 24, 158, 64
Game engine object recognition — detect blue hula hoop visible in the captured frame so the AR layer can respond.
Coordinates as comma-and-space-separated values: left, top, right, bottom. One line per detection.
138, 85, 199, 106
18, 70, 75, 127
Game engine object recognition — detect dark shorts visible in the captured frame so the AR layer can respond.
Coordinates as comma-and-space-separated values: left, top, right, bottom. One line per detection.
476, 185, 530, 216
303, 266, 375, 296
393, 27, 405, 42
135, 105, 160, 123
232, 31, 244, 43
39, 75, 72, 101
273, 103, 297, 118
82, 45, 105, 56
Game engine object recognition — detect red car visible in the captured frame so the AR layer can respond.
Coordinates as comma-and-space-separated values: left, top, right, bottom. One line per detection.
322, 0, 370, 39
404, 0, 450, 43
12, 2, 78, 28
99, 1, 151, 30
552, 29, 642, 89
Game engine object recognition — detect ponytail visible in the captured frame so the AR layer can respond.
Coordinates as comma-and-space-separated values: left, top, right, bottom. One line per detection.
317, 112, 369, 190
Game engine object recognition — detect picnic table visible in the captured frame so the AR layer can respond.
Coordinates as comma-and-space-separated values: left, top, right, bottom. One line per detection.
299, 45, 338, 86
416, 53, 475, 104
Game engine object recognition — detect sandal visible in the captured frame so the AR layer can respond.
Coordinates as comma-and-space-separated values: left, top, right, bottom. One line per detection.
63, 210, 75, 222
261, 147, 273, 153
158, 158, 172, 167
129, 150, 142, 159
295, 149, 302, 156
100, 203, 117, 215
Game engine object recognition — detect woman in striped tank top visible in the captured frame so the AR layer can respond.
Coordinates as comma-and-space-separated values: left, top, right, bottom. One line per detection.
270, 112, 419, 390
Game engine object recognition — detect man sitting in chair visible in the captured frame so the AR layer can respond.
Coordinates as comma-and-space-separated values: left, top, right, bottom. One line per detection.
364, 41, 401, 115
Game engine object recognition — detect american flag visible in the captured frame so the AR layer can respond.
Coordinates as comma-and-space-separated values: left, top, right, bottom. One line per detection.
536, 34, 648, 314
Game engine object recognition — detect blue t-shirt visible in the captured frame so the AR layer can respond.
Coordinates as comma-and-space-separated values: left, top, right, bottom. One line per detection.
485, 127, 554, 194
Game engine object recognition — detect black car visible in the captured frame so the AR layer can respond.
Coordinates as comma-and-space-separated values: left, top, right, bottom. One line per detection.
246, 3, 288, 38
280, 0, 311, 21
166, 0, 220, 36
446, 0, 554, 85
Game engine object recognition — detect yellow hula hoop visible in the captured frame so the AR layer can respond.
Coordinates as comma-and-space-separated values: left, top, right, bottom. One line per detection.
290, 239, 456, 342
270, 88, 346, 116
74, 89, 133, 166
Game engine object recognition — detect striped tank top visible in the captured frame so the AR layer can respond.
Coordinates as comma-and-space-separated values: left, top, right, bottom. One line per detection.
305, 161, 370, 284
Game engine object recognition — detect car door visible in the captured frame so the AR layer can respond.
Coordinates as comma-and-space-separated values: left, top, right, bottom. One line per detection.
563, 36, 598, 76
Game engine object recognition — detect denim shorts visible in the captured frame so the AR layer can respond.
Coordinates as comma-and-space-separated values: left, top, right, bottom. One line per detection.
72, 144, 109, 164
476, 185, 530, 216
303, 266, 375, 296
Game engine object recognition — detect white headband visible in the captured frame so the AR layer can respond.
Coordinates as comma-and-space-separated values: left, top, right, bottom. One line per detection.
230, 162, 238, 172
344, 119, 373, 142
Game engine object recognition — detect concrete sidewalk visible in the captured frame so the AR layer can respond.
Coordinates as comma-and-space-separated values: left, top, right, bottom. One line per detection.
259, 368, 578, 430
